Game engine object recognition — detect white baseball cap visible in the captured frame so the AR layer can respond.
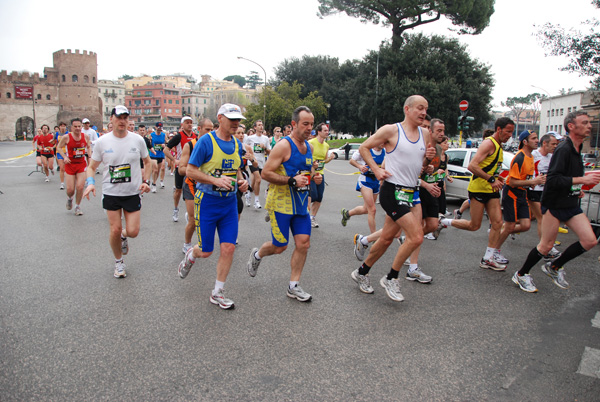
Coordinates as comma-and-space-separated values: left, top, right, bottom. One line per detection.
547, 130, 563, 141
82, 118, 90, 123
217, 103, 245, 120
111, 105, 130, 117
181, 116, 193, 124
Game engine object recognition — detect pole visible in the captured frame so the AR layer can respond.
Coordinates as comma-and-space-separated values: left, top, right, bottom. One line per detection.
375, 51, 379, 133
238, 57, 267, 127
531, 85, 551, 133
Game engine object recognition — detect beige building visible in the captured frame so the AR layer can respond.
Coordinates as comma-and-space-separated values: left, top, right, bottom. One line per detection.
124, 75, 153, 91
98, 79, 126, 129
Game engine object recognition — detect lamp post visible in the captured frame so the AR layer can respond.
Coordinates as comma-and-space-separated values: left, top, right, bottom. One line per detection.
238, 56, 267, 127
531, 85, 552, 133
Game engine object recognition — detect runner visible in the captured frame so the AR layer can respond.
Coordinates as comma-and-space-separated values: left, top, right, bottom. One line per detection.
440, 117, 515, 271
341, 144, 386, 234
56, 118, 92, 216
149, 123, 166, 192
244, 120, 271, 209
348, 95, 435, 301
165, 117, 197, 222
81, 118, 98, 165
32, 129, 43, 171
38, 124, 55, 182
82, 105, 152, 278
177, 104, 248, 309
308, 123, 334, 228
512, 111, 600, 292
55, 122, 68, 189
246, 106, 323, 302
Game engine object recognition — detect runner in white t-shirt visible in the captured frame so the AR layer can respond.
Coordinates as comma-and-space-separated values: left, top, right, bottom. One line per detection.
81, 118, 98, 166
243, 120, 271, 208
83, 105, 152, 279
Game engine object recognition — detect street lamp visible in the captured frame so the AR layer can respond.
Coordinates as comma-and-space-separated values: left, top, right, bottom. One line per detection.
238, 56, 267, 127
531, 85, 552, 133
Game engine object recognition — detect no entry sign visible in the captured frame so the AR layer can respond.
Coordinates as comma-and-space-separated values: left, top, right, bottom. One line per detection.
459, 100, 469, 111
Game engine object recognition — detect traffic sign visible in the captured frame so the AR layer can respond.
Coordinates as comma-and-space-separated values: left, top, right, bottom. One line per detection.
459, 100, 469, 111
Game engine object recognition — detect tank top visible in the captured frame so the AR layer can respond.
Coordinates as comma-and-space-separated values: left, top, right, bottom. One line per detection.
265, 136, 313, 216
384, 123, 425, 187
38, 133, 55, 154
468, 136, 503, 194
66, 132, 87, 163
308, 137, 330, 174
151, 132, 166, 158
363, 148, 386, 178
197, 132, 240, 198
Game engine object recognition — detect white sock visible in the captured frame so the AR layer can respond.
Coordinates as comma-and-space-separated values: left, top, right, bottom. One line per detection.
409, 264, 418, 272
254, 250, 261, 260
184, 242, 192, 248
441, 218, 453, 226
289, 281, 299, 289
484, 247, 495, 260
214, 280, 225, 293
255, 195, 259, 202
360, 236, 369, 246
68, 196, 73, 200
75, 204, 79, 208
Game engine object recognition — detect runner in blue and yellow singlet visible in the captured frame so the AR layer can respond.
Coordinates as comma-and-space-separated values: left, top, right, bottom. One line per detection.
246, 106, 323, 302
177, 104, 249, 310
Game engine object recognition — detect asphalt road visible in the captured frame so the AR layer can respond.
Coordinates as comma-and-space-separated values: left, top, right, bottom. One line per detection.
1, 141, 599, 401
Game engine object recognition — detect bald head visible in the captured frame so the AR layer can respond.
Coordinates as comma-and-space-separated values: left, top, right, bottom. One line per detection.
404, 95, 427, 108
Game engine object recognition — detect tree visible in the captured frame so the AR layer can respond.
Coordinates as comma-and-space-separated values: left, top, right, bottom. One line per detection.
244, 82, 327, 131
245, 71, 263, 89
223, 75, 246, 88
501, 94, 543, 135
119, 74, 133, 80
317, 0, 495, 50
536, 0, 600, 89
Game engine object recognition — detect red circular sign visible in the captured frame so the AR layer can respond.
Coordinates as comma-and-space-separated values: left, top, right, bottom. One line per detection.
459, 100, 469, 111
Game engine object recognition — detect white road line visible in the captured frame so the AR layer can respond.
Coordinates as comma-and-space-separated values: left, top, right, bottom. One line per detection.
592, 312, 600, 329
577, 347, 600, 379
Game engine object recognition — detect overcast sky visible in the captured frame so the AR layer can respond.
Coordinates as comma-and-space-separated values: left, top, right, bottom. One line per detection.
0, 0, 597, 110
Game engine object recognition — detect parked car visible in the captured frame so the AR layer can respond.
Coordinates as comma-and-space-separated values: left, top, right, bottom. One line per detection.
444, 148, 515, 200
583, 153, 598, 166
329, 143, 361, 159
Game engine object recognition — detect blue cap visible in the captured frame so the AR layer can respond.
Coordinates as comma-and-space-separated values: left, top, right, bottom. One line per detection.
519, 130, 533, 149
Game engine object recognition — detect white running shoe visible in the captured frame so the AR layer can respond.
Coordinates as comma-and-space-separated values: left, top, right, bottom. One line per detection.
74, 206, 83, 216
66, 197, 73, 210
114, 260, 127, 278
45, 177, 50, 183
254, 199, 262, 209
160, 181, 165, 189
245, 192, 251, 207
151, 184, 157, 193
60, 182, 64, 190
379, 276, 404, 302
173, 208, 179, 222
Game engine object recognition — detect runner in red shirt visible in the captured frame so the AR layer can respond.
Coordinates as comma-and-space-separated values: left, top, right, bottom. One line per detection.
56, 118, 91, 216
32, 128, 43, 171
38, 124, 55, 181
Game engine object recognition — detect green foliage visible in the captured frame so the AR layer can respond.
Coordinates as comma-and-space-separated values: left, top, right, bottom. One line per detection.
244, 82, 327, 131
245, 71, 263, 89
119, 74, 133, 80
536, 1, 599, 90
317, 0, 495, 49
223, 75, 247, 88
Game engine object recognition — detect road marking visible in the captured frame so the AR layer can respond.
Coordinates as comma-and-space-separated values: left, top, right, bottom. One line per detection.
577, 347, 600, 379
592, 312, 600, 329
0, 151, 34, 161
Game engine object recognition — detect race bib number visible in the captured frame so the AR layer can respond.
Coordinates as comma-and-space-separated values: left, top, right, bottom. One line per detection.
315, 159, 325, 170
109, 164, 131, 183
253, 144, 263, 154
73, 147, 86, 158
395, 186, 415, 207
153, 144, 163, 152
212, 168, 237, 192
570, 183, 582, 196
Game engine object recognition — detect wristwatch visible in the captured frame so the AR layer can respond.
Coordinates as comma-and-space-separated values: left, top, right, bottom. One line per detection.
143, 180, 150, 185
287, 177, 297, 187
487, 176, 496, 184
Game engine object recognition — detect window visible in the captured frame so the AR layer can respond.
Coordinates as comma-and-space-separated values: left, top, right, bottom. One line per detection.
568, 107, 571, 113
551, 109, 555, 117
573, 106, 577, 111
559, 125, 562, 134
72, 75, 78, 82
176, 109, 179, 113
447, 150, 468, 168
92, 77, 96, 84
145, 91, 151, 96
156, 100, 159, 106
37, 94, 42, 100
62, 75, 66, 82
129, 101, 132, 106
560, 108, 564, 116
84, 75, 89, 83
164, 99, 167, 104
546, 126, 549, 132
137, 92, 141, 95
135, 100, 141, 106
6, 92, 11, 98
547, 110, 550, 117
175, 100, 179, 104
46, 94, 51, 100
168, 100, 172, 104
169, 109, 172, 113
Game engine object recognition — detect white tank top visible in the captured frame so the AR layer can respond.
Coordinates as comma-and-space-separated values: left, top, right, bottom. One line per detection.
385, 123, 425, 187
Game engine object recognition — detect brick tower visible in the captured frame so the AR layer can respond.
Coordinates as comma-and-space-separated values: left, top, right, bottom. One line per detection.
53, 49, 102, 127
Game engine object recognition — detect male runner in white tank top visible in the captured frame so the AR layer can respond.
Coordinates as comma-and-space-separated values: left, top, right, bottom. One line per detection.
350, 95, 436, 302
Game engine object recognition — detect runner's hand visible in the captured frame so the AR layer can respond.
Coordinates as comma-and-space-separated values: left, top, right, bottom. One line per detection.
238, 179, 249, 193
139, 183, 150, 194
214, 177, 234, 190
83, 184, 96, 200
374, 167, 392, 181
313, 173, 323, 185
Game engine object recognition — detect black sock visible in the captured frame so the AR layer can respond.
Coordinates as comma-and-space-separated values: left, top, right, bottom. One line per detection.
518, 247, 544, 276
387, 268, 399, 280
358, 262, 371, 276
551, 241, 587, 268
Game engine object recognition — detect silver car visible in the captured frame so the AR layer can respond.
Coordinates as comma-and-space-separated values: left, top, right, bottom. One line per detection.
445, 148, 515, 200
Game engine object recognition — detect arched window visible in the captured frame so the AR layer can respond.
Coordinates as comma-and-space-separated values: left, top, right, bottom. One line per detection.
62, 75, 66, 82
46, 94, 51, 100
84, 75, 89, 83
72, 75, 78, 83
92, 77, 96, 84
37, 94, 42, 100
6, 92, 11, 99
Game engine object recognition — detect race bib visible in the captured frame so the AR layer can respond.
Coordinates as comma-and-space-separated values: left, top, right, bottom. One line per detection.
570, 183, 582, 196
395, 186, 415, 207
73, 147, 86, 158
109, 164, 131, 183
253, 144, 263, 154
212, 168, 237, 192
153, 144, 163, 152
315, 159, 325, 170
